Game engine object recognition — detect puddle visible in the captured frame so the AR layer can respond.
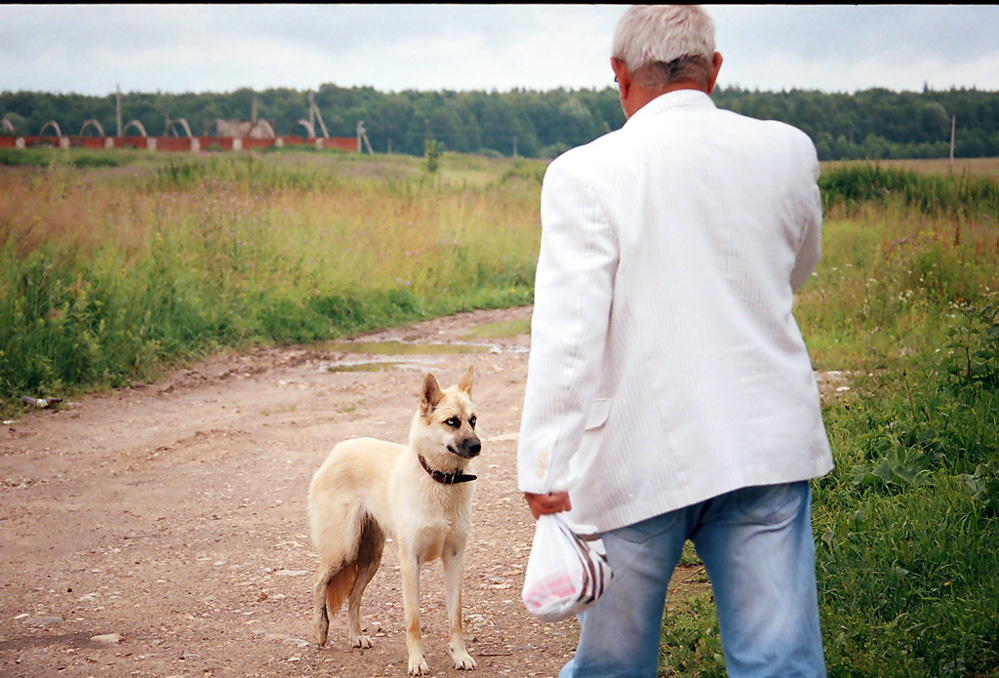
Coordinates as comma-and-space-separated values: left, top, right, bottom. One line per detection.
324, 341, 492, 356
459, 317, 532, 341
320, 339, 525, 374
326, 361, 406, 373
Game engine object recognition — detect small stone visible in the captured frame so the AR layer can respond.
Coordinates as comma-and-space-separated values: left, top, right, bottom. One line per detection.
25, 616, 64, 626
91, 633, 122, 644
274, 569, 307, 577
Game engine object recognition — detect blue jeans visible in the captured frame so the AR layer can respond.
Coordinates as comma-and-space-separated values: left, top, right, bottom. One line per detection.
559, 481, 826, 678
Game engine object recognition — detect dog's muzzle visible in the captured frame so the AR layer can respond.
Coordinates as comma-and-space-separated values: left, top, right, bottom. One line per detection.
449, 437, 481, 459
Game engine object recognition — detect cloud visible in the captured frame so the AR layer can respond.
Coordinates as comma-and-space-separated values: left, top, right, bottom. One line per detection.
711, 4, 999, 93
1, 4, 996, 96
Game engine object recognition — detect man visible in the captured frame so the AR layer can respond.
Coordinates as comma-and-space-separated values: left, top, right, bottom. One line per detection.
517, 5, 833, 677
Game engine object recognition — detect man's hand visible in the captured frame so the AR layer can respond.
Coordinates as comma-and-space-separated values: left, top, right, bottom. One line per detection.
524, 491, 572, 520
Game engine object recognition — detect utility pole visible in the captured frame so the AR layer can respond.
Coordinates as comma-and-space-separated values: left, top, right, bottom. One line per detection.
356, 120, 374, 154
949, 114, 956, 170
308, 91, 329, 138
116, 84, 122, 137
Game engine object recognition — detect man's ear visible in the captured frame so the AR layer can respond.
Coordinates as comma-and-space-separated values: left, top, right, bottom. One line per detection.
706, 52, 723, 94
611, 57, 631, 98
421, 373, 443, 414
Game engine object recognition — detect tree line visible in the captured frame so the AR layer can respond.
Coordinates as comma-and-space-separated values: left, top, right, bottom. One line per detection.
2, 84, 997, 160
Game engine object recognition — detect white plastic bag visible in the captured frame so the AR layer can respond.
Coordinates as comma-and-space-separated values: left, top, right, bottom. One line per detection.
521, 513, 613, 622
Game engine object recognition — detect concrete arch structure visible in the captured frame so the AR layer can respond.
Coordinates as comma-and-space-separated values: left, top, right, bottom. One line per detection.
206, 118, 245, 137
79, 119, 105, 137
248, 119, 276, 138
205, 118, 225, 136
165, 117, 193, 137
39, 120, 62, 137
122, 120, 148, 137
290, 119, 315, 138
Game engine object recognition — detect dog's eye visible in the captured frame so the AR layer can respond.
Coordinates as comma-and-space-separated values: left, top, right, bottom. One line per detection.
468, 416, 476, 429
445, 417, 460, 428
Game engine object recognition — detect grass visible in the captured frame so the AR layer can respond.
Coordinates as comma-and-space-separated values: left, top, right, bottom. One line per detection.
0, 146, 142, 168
830, 157, 999, 179
0, 150, 544, 412
2, 149, 998, 676
819, 163, 999, 217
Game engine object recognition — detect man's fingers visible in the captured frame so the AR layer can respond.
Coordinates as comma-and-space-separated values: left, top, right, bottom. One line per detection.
524, 492, 572, 519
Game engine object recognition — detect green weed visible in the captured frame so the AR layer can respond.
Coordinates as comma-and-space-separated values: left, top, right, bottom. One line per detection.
942, 302, 999, 388
659, 592, 725, 677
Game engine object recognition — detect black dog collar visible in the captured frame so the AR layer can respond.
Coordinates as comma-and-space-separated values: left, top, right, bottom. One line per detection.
418, 454, 477, 485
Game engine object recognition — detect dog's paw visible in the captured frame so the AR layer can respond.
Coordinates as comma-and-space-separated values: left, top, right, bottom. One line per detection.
350, 634, 374, 649
407, 654, 429, 675
449, 640, 476, 670
452, 651, 477, 670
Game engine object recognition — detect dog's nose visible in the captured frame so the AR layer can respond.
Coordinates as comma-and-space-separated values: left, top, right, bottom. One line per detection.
465, 440, 481, 458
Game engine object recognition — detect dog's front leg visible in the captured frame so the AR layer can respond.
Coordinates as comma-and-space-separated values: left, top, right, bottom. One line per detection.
400, 552, 428, 675
443, 548, 476, 670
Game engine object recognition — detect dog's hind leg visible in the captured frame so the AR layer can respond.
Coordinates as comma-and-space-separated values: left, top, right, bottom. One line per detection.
313, 560, 358, 647
347, 518, 385, 648
443, 548, 476, 670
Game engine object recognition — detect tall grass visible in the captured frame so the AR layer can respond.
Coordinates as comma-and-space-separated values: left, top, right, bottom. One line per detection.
0, 152, 543, 410
0, 147, 140, 168
820, 163, 999, 216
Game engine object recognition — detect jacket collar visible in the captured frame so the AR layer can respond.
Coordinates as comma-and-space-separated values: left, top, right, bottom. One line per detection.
624, 88, 716, 127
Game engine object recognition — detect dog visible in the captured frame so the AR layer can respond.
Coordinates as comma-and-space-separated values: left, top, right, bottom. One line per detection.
308, 366, 480, 675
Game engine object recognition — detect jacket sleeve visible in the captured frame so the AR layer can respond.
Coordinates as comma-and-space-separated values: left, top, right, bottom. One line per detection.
517, 153, 619, 494
789, 136, 823, 293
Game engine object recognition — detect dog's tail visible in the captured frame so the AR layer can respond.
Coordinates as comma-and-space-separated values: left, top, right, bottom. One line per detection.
313, 560, 359, 646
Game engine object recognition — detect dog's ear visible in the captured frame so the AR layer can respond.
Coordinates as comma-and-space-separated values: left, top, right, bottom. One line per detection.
421, 373, 444, 414
458, 365, 473, 396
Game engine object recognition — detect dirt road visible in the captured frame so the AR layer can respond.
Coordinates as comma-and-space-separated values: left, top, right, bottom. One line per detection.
1, 306, 584, 678
1, 306, 848, 678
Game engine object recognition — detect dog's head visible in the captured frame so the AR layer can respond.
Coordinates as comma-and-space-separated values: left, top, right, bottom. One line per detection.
417, 366, 481, 460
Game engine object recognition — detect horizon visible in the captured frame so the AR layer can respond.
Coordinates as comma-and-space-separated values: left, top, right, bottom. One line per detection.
6, 81, 999, 99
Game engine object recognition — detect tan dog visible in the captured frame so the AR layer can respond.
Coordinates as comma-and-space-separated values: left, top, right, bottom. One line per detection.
308, 366, 480, 675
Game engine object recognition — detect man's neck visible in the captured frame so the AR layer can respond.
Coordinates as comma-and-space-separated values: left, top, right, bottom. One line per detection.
624, 82, 707, 118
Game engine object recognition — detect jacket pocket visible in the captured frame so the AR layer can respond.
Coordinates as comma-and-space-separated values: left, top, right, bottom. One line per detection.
584, 398, 612, 430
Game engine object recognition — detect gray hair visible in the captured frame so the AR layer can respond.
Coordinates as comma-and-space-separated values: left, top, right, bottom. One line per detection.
612, 5, 716, 89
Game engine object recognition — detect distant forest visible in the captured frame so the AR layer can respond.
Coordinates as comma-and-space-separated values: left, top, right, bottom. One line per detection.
2, 84, 997, 160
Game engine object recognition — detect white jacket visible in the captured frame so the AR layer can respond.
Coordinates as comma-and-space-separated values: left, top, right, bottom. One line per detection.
517, 89, 833, 532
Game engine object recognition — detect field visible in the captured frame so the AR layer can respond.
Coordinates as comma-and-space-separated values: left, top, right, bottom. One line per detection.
2, 149, 998, 676
0, 149, 545, 412
830, 157, 999, 178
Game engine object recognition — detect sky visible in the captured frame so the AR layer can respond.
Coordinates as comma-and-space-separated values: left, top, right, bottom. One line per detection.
3, 4, 999, 97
